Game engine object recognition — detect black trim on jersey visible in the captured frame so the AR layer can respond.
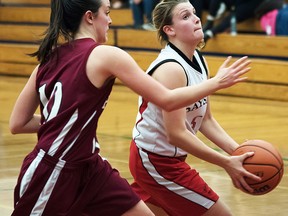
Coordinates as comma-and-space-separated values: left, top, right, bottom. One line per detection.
168, 42, 207, 76
147, 59, 189, 86
195, 49, 209, 77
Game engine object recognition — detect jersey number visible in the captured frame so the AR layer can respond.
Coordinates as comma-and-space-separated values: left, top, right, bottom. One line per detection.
39, 82, 63, 122
191, 115, 203, 131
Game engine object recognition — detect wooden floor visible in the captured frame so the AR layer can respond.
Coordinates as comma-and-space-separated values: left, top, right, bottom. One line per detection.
0, 75, 287, 216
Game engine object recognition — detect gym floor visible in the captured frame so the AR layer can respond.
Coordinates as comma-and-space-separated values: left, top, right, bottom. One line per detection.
0, 76, 287, 216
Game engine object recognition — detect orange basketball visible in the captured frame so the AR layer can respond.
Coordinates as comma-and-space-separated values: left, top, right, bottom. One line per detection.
232, 139, 284, 195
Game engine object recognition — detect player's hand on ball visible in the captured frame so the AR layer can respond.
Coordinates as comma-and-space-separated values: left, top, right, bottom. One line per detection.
232, 140, 284, 195
223, 152, 262, 193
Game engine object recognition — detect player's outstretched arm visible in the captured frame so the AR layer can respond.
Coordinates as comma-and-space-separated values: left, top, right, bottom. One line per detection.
90, 46, 251, 111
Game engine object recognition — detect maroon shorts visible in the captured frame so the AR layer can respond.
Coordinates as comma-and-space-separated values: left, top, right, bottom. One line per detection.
129, 141, 219, 216
12, 148, 140, 216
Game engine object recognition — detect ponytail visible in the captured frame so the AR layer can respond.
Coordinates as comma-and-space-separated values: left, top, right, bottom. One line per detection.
29, 0, 62, 64
30, 0, 102, 64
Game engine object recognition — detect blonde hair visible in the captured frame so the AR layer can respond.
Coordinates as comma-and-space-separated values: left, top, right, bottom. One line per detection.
152, 0, 205, 49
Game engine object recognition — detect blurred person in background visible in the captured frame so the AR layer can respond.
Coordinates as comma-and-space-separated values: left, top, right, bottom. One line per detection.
255, 0, 287, 36
203, 0, 265, 42
189, 0, 226, 24
131, 0, 159, 30
112, 0, 129, 9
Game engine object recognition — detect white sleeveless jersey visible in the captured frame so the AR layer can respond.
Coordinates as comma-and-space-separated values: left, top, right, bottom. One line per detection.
132, 43, 208, 157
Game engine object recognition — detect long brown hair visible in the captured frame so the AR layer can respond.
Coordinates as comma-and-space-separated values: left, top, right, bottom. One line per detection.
30, 0, 102, 64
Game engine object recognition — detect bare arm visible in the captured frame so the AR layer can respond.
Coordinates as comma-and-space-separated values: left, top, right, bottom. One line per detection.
164, 108, 260, 193
87, 45, 251, 112
9, 66, 41, 134
154, 60, 260, 193
199, 98, 239, 154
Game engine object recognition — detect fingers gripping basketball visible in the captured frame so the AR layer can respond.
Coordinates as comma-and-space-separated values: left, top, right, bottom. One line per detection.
232, 140, 284, 195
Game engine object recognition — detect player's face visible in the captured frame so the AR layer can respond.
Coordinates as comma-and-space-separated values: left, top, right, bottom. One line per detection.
169, 2, 203, 45
92, 0, 112, 44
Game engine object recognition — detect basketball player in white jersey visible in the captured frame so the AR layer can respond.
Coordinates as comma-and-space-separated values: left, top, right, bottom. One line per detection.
129, 0, 261, 215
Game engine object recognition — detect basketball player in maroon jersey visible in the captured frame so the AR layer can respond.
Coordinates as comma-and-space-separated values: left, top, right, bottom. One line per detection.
10, 0, 252, 215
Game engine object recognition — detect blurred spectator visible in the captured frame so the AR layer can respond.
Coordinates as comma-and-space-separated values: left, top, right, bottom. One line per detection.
255, 0, 288, 36
201, 0, 227, 32
189, 0, 211, 19
203, 0, 265, 42
189, 0, 226, 25
130, 0, 159, 31
112, 0, 129, 9
275, 4, 288, 35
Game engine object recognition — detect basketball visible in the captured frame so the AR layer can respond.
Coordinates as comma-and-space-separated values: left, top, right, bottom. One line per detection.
232, 139, 284, 195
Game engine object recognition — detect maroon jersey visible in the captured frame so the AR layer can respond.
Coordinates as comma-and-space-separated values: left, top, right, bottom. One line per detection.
12, 39, 140, 216
36, 38, 115, 161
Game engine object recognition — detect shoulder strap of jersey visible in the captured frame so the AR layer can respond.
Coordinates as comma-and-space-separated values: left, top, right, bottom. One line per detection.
195, 49, 208, 76
147, 59, 188, 86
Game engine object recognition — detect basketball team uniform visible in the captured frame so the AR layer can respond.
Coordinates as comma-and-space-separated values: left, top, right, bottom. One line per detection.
130, 43, 219, 216
12, 38, 140, 216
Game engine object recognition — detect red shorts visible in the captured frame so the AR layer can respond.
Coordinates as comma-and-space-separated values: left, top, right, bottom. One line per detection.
129, 141, 219, 216
12, 148, 140, 216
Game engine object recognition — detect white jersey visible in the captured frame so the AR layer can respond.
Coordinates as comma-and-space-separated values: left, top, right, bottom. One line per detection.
132, 43, 209, 157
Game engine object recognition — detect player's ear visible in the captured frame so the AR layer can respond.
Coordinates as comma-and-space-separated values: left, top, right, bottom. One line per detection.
163, 25, 176, 37
85, 10, 94, 24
